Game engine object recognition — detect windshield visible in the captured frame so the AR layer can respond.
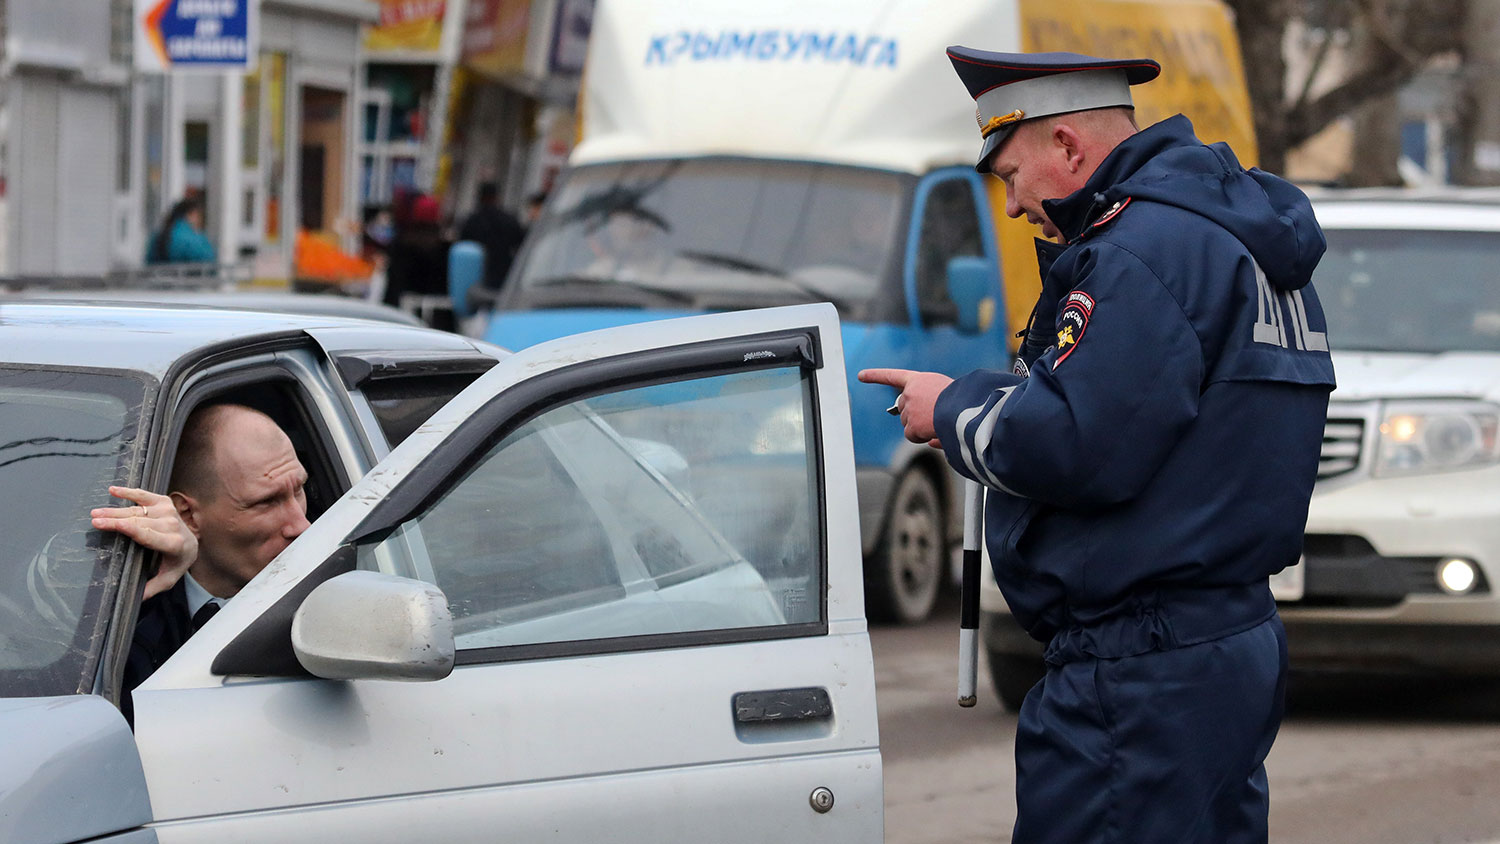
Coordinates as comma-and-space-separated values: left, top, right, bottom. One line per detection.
509, 158, 911, 319
0, 368, 147, 697
1315, 228, 1500, 353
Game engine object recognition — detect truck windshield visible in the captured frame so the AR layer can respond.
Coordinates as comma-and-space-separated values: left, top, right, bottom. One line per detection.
1316, 228, 1500, 354
0, 368, 147, 698
509, 158, 909, 319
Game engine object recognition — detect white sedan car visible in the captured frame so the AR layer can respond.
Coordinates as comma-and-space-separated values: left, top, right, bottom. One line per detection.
0, 301, 881, 843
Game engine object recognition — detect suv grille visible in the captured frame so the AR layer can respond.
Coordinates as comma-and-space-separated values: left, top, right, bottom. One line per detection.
1319, 417, 1364, 479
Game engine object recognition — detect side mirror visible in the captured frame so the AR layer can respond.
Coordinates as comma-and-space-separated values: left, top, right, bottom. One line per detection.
448, 240, 485, 320
291, 571, 455, 682
946, 256, 998, 335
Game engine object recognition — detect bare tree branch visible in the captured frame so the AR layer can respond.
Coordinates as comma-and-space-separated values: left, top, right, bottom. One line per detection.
1292, 30, 1335, 114
1284, 53, 1426, 148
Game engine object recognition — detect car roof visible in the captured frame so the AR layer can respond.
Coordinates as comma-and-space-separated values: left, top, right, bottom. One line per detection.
0, 301, 481, 377
5, 290, 426, 326
1308, 187, 1500, 232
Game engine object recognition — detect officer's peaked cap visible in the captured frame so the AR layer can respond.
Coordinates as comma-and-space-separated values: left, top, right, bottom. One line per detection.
947, 48, 1161, 172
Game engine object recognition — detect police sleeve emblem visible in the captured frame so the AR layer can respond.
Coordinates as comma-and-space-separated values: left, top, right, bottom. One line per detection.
1054, 290, 1095, 368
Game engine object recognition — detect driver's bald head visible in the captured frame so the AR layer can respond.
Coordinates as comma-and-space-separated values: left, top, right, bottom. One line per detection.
168, 404, 282, 501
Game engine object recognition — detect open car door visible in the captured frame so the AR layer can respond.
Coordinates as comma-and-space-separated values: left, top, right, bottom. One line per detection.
131, 303, 882, 843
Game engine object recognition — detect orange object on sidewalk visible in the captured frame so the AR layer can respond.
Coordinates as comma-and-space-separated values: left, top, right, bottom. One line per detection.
295, 229, 375, 283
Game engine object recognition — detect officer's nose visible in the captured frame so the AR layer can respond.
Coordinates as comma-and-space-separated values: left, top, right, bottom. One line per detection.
1004, 191, 1023, 220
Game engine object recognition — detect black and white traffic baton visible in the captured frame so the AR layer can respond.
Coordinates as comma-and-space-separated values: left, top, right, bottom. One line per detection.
958, 478, 983, 707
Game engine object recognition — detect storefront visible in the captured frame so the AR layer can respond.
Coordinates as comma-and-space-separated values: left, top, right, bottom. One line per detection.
358, 0, 465, 213
132, 0, 377, 283
357, 0, 590, 227
447, 0, 591, 215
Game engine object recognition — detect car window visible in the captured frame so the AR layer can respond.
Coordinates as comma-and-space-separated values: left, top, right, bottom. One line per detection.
361, 373, 486, 447
1316, 227, 1500, 353
356, 366, 822, 656
914, 177, 984, 326
0, 368, 147, 697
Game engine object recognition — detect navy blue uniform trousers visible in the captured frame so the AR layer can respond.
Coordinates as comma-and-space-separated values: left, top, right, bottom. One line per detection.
1013, 615, 1288, 843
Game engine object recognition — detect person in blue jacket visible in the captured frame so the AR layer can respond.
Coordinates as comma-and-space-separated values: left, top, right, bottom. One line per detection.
146, 195, 217, 265
861, 50, 1335, 843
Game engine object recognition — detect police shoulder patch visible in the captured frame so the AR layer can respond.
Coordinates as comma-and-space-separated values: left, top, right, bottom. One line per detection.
1081, 197, 1131, 240
1054, 290, 1095, 368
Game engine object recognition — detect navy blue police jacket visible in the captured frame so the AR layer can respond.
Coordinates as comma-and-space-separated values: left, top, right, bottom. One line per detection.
933, 115, 1336, 662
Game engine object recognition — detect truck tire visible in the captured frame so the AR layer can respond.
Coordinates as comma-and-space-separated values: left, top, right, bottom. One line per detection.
866, 467, 945, 624
988, 650, 1046, 713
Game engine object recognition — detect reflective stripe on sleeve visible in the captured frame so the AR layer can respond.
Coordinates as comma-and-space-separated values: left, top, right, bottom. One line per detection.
954, 386, 1023, 496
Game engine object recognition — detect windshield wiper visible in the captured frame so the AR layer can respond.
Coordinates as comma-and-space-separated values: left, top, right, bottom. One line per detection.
676, 249, 788, 278
525, 275, 698, 309
675, 250, 849, 310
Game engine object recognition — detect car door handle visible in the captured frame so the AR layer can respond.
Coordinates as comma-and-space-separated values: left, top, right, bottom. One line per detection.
733, 687, 832, 724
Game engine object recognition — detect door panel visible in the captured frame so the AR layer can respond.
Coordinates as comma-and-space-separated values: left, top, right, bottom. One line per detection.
155, 750, 879, 843
133, 304, 879, 841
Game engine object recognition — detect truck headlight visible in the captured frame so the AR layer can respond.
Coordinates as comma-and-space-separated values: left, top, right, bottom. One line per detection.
1375, 401, 1500, 477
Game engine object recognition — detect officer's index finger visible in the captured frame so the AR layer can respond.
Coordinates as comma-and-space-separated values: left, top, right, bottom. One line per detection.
857, 368, 914, 388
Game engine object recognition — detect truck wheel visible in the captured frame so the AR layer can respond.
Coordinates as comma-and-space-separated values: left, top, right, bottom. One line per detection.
866, 467, 945, 624
988, 650, 1045, 713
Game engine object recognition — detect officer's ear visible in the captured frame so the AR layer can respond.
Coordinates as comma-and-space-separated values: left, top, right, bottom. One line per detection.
1051, 123, 1086, 174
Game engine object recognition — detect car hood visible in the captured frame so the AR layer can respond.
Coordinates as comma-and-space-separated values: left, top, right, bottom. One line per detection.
1331, 350, 1500, 402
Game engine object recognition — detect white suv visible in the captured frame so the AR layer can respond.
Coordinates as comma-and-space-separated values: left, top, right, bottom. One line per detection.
980, 191, 1500, 710
1279, 193, 1500, 675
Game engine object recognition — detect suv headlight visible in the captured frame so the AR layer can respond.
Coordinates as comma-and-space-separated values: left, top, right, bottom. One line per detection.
1375, 400, 1500, 477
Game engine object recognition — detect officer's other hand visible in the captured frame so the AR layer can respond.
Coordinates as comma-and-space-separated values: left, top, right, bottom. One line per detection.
858, 368, 953, 447
92, 485, 199, 600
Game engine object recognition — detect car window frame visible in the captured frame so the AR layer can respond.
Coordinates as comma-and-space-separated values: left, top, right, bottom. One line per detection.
346, 328, 832, 667
99, 343, 365, 702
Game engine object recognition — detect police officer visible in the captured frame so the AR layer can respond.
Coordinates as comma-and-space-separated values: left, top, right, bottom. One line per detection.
860, 49, 1335, 843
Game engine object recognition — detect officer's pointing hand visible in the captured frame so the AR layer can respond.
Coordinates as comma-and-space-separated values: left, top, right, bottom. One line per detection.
858, 368, 953, 448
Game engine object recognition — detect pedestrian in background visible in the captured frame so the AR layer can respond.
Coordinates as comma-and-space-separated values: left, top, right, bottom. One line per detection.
383, 193, 453, 330
861, 48, 1335, 843
145, 195, 216, 265
458, 181, 526, 295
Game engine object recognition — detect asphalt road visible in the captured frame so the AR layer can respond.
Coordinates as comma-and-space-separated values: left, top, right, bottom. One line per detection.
872, 594, 1500, 844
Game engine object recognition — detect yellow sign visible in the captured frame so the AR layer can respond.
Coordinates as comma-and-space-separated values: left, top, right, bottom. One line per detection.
462, 0, 531, 78
1018, 0, 1257, 163
365, 0, 448, 53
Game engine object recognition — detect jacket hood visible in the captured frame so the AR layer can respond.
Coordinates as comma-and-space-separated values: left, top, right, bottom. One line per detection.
1044, 115, 1325, 291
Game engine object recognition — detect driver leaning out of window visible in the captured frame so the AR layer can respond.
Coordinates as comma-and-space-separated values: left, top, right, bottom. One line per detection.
90, 404, 311, 720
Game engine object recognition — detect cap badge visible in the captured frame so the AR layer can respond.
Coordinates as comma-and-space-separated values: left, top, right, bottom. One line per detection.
980, 110, 1025, 138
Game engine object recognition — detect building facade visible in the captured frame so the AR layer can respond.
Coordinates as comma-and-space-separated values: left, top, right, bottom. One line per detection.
0, 0, 588, 281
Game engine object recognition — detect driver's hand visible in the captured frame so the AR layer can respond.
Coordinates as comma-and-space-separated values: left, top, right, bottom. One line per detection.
92, 486, 199, 600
